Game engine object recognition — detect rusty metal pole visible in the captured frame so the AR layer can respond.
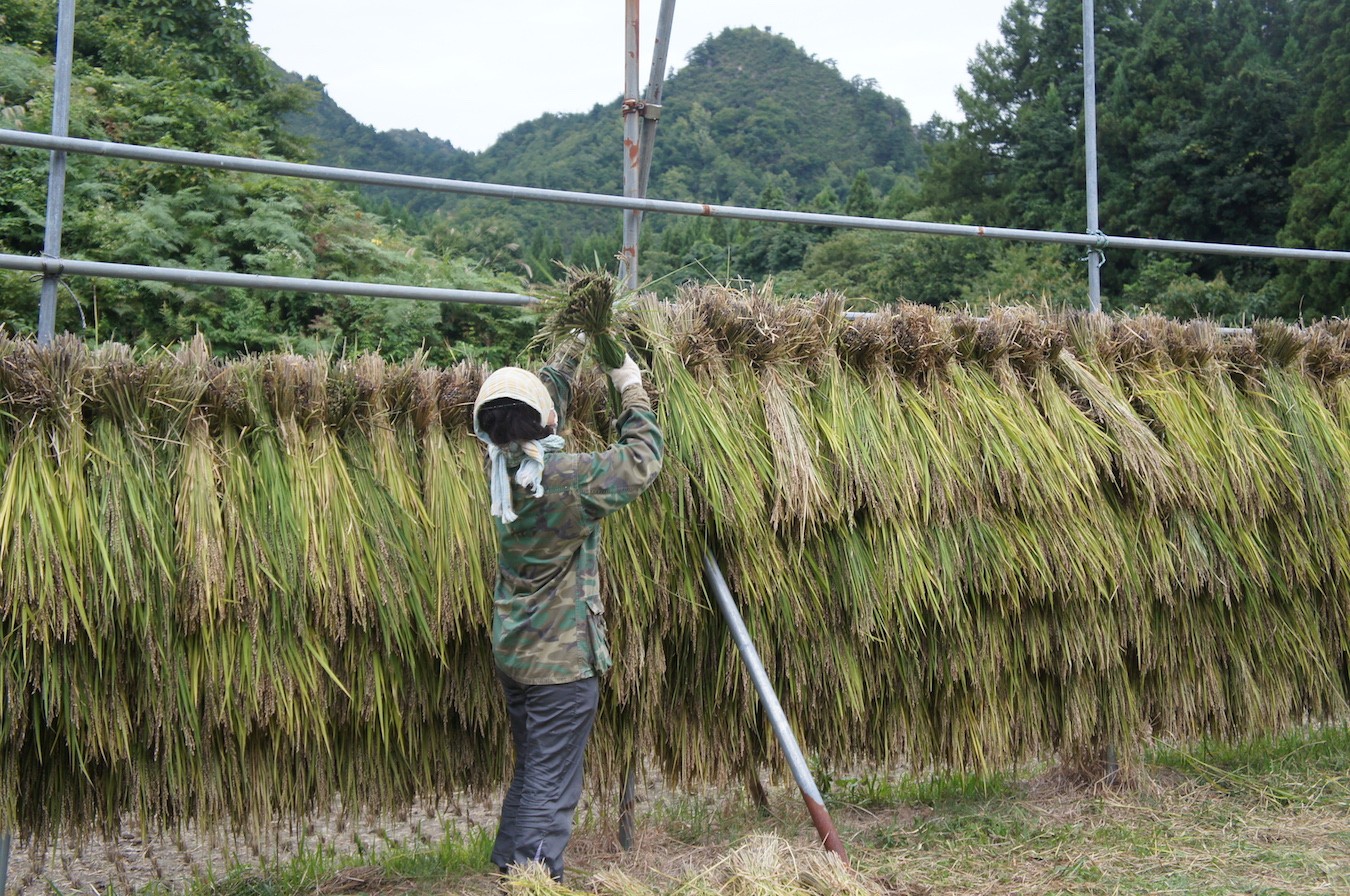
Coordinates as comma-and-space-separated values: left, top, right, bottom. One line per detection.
635, 0, 676, 205
619, 0, 642, 290
617, 1, 678, 852
616, 0, 644, 850
702, 553, 849, 863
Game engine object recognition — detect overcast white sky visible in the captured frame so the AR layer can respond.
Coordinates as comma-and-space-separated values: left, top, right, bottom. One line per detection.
246, 0, 1012, 154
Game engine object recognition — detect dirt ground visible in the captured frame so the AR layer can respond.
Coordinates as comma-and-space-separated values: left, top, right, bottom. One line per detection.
7, 763, 1349, 896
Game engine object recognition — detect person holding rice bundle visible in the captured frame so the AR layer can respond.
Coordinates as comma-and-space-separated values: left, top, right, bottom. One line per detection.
473, 343, 663, 883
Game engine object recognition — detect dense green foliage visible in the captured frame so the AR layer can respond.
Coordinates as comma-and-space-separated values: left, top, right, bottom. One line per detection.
0, 0, 532, 363
1276, 0, 1350, 317
897, 0, 1345, 319
289, 7, 1347, 320
3, 0, 1349, 353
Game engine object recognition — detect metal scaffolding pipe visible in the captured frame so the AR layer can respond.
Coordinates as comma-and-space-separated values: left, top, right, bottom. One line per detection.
620, 0, 642, 289
5, 130, 1347, 265
702, 552, 849, 863
0, 253, 536, 306
636, 0, 677, 202
1082, 0, 1103, 312
36, 0, 76, 344
617, 0, 644, 848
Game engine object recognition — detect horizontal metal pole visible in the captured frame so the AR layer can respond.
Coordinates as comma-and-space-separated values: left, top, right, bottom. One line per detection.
0, 253, 536, 306
4, 130, 1348, 264
844, 308, 1257, 336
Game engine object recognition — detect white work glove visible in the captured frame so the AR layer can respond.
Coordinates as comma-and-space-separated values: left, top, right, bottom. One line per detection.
607, 355, 642, 392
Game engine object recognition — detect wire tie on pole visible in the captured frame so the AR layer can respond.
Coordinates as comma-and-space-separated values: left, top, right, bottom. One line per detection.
39, 251, 65, 276
1080, 230, 1109, 266
31, 252, 65, 282
60, 277, 87, 329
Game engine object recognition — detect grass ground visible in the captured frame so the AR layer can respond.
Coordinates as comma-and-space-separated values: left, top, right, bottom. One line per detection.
15, 726, 1350, 896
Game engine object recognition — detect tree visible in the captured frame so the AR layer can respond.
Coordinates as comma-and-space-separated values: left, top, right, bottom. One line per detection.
843, 172, 879, 218
923, 0, 1303, 312
1275, 0, 1350, 317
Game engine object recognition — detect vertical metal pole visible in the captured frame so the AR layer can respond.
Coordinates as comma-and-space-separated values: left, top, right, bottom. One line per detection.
619, 0, 642, 290
617, 762, 638, 850
37, 0, 77, 344
636, 0, 677, 203
0, 832, 10, 896
1082, 0, 1102, 313
702, 553, 849, 863
1082, 0, 1118, 774
618, 4, 678, 851
616, 0, 643, 850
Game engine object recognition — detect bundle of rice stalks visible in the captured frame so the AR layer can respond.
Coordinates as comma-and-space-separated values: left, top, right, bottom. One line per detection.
813, 336, 896, 519
943, 310, 1098, 519
1303, 320, 1350, 389
414, 362, 486, 640
1055, 315, 1177, 513
832, 309, 943, 522
260, 353, 375, 637
681, 285, 842, 533
719, 834, 880, 896
334, 353, 435, 650
168, 337, 233, 632
624, 290, 776, 542
0, 335, 97, 646
533, 266, 628, 371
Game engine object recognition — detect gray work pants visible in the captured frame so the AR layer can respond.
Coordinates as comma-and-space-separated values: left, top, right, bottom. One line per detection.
491, 671, 600, 881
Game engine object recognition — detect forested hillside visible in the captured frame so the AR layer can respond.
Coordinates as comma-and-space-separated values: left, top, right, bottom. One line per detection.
287, 25, 929, 293
2, 0, 1348, 359
285, 2, 1349, 320
920, 0, 1349, 319
0, 0, 532, 362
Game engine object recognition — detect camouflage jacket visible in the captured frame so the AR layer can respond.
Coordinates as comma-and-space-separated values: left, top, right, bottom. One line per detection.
488, 358, 664, 685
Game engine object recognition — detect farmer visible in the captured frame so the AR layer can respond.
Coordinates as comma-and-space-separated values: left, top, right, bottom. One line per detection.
473, 345, 664, 883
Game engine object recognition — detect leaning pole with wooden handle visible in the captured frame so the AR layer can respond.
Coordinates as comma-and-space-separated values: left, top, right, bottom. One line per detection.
702, 553, 850, 863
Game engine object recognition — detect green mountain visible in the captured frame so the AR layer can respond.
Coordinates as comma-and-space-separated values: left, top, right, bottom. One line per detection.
474, 27, 924, 199
282, 73, 474, 179
281, 26, 927, 286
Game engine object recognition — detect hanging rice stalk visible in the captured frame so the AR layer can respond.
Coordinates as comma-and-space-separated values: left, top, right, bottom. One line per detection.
3, 292, 1350, 843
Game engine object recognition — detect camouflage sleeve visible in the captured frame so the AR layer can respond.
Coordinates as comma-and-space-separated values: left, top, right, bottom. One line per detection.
618, 381, 651, 412
576, 406, 664, 520
538, 341, 582, 431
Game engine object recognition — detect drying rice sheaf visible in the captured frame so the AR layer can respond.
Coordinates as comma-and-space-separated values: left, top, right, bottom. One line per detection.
2, 289, 1349, 847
